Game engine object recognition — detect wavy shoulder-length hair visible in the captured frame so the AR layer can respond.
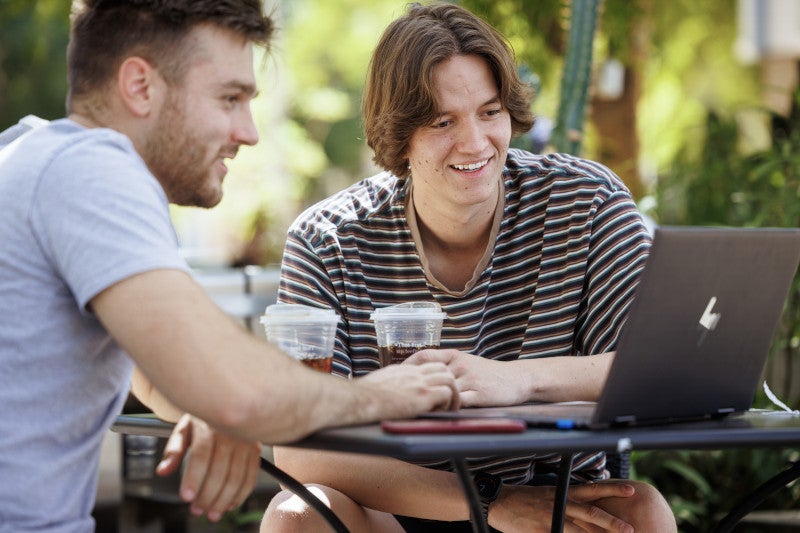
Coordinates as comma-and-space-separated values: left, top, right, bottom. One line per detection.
362, 2, 534, 178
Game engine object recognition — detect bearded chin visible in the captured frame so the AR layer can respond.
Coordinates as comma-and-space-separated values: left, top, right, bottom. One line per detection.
166, 171, 223, 208
195, 185, 224, 208
143, 133, 222, 208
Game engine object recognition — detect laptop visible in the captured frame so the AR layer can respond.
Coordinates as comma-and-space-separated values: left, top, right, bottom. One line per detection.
425, 226, 800, 429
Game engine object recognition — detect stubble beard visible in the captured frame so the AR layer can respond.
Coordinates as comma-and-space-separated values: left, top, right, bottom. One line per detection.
144, 92, 223, 209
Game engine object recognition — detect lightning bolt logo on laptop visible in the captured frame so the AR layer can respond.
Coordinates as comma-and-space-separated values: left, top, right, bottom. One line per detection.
697, 296, 721, 345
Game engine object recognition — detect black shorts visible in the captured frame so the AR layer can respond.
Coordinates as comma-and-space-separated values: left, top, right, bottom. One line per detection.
393, 473, 560, 532
394, 515, 502, 533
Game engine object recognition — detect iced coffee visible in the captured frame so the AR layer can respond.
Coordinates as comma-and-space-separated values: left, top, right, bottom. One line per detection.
260, 303, 338, 372
371, 302, 446, 366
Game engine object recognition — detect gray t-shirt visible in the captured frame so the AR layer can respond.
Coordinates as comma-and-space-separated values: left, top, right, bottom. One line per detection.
0, 117, 190, 532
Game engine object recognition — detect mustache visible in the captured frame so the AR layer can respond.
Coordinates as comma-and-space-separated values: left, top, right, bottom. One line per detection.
220, 145, 240, 160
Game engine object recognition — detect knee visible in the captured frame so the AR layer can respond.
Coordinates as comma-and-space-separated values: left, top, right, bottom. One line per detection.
261, 486, 332, 533
625, 480, 677, 532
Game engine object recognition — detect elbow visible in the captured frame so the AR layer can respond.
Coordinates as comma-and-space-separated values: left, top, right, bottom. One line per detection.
202, 388, 306, 444
202, 391, 261, 440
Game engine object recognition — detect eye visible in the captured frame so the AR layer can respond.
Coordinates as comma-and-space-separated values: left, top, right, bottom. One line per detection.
222, 93, 245, 108
431, 118, 452, 129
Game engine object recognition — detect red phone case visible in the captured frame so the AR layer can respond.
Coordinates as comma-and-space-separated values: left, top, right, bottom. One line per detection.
380, 417, 526, 434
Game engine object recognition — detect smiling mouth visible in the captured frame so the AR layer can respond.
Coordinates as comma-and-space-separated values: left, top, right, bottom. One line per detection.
215, 158, 229, 175
217, 150, 238, 171
451, 159, 489, 172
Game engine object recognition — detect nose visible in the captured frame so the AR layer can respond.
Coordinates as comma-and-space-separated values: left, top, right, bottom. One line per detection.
455, 117, 487, 153
233, 105, 259, 146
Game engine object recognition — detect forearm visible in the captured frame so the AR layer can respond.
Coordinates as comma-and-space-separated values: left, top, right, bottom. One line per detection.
134, 320, 380, 444
93, 270, 384, 444
274, 447, 470, 521
408, 348, 613, 407
519, 352, 615, 402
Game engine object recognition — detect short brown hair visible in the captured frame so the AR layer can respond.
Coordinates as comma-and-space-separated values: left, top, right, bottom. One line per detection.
67, 0, 274, 111
362, 2, 534, 178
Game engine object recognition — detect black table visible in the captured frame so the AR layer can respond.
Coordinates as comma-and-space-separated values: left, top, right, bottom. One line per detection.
113, 410, 800, 533
287, 410, 800, 533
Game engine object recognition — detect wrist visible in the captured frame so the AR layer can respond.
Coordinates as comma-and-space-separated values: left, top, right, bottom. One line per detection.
473, 471, 502, 525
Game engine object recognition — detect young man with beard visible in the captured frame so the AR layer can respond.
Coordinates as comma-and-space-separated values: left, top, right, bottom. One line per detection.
0, 2, 459, 532
263, 2, 676, 532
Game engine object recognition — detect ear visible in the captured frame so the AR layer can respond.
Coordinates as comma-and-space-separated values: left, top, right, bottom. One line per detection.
117, 57, 162, 117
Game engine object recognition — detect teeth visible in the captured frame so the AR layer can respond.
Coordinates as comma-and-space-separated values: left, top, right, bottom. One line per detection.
453, 160, 488, 171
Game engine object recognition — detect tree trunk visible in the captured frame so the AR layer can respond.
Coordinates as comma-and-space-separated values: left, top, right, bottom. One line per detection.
589, 65, 643, 199
589, 2, 652, 201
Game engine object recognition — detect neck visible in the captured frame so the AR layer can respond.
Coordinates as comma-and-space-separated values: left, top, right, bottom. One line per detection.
68, 94, 111, 129
410, 185, 499, 250
410, 186, 501, 292
68, 112, 100, 129
68, 98, 146, 159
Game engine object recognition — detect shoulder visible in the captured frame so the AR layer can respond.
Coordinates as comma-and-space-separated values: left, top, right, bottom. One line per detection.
21, 120, 147, 186
505, 148, 630, 195
31, 119, 137, 157
48, 121, 143, 172
32, 121, 163, 200
289, 172, 403, 240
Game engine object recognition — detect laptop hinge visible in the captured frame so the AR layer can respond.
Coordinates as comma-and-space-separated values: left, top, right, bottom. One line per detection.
613, 415, 636, 425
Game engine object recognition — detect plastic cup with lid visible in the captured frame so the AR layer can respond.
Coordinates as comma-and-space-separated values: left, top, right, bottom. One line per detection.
260, 303, 339, 373
370, 302, 447, 366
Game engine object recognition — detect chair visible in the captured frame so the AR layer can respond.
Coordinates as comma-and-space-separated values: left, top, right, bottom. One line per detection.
193, 265, 280, 334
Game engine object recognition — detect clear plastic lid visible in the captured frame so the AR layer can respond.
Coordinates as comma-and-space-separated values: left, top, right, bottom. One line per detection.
260, 303, 339, 325
370, 302, 447, 321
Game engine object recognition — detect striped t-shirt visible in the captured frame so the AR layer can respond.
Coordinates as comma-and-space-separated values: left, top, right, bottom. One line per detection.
278, 148, 651, 483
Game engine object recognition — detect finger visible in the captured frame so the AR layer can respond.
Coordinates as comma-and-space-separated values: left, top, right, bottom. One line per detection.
415, 362, 455, 384
571, 518, 606, 533
418, 361, 448, 371
405, 349, 449, 365
458, 389, 480, 407
565, 501, 633, 533
156, 414, 192, 478
447, 379, 461, 410
211, 441, 261, 515
430, 382, 461, 411
178, 422, 215, 507
422, 361, 464, 389
564, 521, 598, 533
569, 481, 635, 502
418, 361, 459, 380
420, 364, 460, 410
230, 443, 261, 509
204, 439, 254, 517
189, 436, 232, 521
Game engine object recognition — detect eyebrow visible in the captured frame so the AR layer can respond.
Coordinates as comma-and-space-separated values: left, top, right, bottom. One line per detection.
220, 80, 258, 97
436, 95, 502, 116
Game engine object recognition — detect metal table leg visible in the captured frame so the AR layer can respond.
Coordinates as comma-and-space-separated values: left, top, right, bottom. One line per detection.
453, 458, 490, 533
551, 452, 575, 533
712, 460, 800, 533
259, 457, 350, 532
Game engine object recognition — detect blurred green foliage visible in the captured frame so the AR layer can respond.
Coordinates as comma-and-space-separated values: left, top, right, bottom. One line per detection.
0, 0, 71, 128
0, 0, 763, 263
634, 448, 800, 532
464, 0, 761, 164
